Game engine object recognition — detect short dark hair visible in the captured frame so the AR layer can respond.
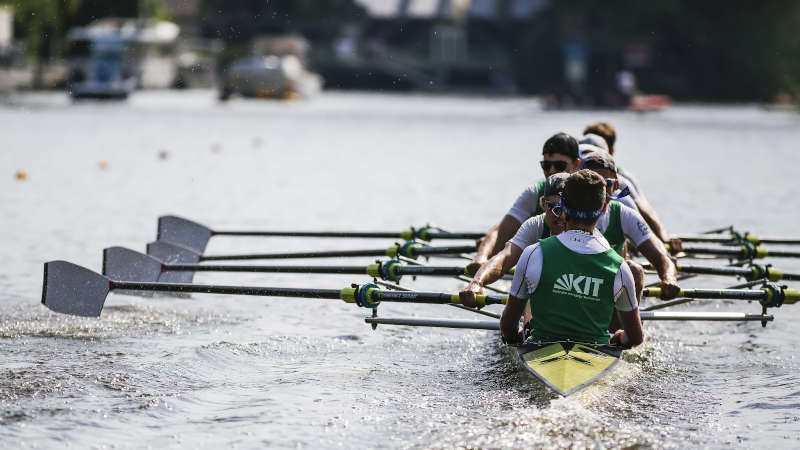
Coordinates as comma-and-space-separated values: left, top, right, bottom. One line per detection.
542, 132, 578, 160
583, 122, 616, 150
562, 169, 606, 225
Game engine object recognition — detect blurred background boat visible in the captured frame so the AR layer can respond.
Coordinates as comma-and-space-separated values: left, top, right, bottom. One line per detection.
217, 35, 322, 101
66, 19, 179, 99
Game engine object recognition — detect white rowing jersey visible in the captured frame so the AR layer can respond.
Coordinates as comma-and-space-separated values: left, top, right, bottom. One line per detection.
507, 182, 543, 224
510, 203, 652, 251
510, 230, 638, 312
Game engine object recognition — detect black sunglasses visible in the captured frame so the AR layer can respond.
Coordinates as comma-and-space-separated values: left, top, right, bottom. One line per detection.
540, 160, 568, 172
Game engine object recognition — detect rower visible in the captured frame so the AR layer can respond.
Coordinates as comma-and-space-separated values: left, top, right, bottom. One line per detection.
459, 151, 680, 308
578, 133, 638, 212
584, 122, 683, 253
467, 132, 579, 276
500, 170, 644, 347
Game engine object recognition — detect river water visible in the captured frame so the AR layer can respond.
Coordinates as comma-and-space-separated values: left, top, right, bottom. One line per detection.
1, 90, 799, 448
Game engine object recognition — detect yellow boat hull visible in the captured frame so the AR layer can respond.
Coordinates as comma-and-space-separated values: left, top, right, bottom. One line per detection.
517, 341, 622, 396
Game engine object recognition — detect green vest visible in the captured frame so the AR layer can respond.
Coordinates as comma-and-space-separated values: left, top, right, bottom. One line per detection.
527, 236, 624, 344
602, 200, 624, 254
533, 179, 546, 216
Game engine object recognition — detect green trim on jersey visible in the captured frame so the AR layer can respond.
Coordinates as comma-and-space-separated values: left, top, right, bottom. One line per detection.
602, 200, 625, 254
527, 236, 624, 344
533, 179, 546, 216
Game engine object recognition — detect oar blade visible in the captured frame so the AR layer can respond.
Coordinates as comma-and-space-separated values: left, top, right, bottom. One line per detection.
157, 215, 212, 253
42, 261, 109, 317
102, 247, 161, 297
146, 241, 198, 284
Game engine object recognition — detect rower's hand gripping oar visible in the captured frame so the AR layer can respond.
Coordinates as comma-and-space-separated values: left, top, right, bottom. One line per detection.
42, 261, 507, 318
157, 215, 484, 253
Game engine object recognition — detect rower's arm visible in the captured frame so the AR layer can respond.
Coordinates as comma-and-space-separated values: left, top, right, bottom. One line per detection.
467, 215, 521, 275
500, 294, 526, 345
634, 196, 669, 243
610, 309, 644, 347
474, 242, 522, 287
637, 237, 680, 299
634, 197, 683, 254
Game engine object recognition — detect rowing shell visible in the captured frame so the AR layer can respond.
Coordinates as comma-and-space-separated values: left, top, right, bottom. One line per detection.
517, 341, 623, 396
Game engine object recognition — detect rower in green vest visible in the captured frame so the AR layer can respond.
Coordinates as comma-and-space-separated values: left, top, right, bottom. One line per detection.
500, 170, 645, 347
460, 153, 681, 310
467, 133, 581, 277
583, 121, 683, 254
577, 150, 680, 300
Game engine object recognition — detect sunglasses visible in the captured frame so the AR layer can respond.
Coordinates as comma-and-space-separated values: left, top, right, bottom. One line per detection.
540, 160, 568, 172
605, 177, 617, 188
544, 200, 563, 217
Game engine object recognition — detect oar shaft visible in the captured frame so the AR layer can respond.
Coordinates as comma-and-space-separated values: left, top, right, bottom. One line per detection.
161, 263, 467, 278
112, 281, 344, 298
201, 249, 388, 261
110, 280, 504, 306
763, 249, 800, 258
212, 230, 483, 240
198, 244, 476, 262
679, 244, 800, 259
644, 288, 766, 300
677, 234, 800, 246
639, 312, 773, 321
756, 237, 800, 245
214, 230, 403, 239
164, 264, 372, 275
396, 265, 466, 276
364, 312, 775, 330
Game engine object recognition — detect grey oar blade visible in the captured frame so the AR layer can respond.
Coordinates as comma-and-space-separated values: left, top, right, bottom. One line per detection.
42, 261, 109, 317
102, 247, 161, 297
146, 241, 198, 284
157, 215, 212, 253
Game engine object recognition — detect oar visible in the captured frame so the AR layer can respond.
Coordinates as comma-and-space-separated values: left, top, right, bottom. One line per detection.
146, 240, 475, 264
643, 286, 799, 308
157, 215, 483, 253
364, 312, 776, 330
668, 243, 800, 259
104, 246, 471, 289
676, 232, 800, 246
642, 262, 800, 282
41, 261, 507, 317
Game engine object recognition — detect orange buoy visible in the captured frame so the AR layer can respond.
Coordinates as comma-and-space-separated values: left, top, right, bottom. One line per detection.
98, 160, 110, 170
15, 170, 28, 180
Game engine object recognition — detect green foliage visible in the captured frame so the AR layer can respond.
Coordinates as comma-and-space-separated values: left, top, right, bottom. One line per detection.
515, 0, 800, 101
0, 0, 170, 58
